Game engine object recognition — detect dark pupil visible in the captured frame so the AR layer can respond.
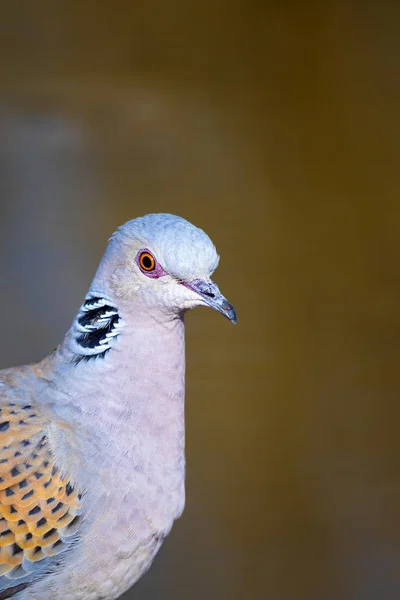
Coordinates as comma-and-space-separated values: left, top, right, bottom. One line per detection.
142, 255, 153, 269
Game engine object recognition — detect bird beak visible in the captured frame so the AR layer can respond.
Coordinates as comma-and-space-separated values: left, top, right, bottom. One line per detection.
181, 278, 237, 324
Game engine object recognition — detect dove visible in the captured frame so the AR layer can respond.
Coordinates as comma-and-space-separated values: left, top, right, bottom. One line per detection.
0, 213, 236, 600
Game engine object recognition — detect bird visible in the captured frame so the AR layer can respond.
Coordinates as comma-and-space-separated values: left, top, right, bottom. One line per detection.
0, 213, 236, 600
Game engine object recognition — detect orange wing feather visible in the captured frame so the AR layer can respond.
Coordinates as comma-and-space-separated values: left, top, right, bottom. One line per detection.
0, 402, 81, 581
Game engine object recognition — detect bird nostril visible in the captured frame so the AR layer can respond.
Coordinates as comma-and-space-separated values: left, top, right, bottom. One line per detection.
202, 291, 215, 298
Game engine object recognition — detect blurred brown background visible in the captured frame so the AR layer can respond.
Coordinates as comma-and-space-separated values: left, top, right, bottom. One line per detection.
1, 1, 400, 599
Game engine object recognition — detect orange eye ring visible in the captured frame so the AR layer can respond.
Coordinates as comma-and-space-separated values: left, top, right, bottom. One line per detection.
139, 252, 156, 271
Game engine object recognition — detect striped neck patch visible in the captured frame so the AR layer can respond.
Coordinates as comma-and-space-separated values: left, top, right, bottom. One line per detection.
73, 296, 122, 363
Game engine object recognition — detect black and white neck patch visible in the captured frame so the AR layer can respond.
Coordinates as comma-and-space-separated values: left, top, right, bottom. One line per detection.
72, 296, 122, 363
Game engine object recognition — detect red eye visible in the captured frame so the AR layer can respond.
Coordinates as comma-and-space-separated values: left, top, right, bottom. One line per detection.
139, 252, 156, 272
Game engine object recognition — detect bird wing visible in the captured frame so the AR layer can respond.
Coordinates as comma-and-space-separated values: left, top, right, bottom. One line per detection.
0, 399, 81, 595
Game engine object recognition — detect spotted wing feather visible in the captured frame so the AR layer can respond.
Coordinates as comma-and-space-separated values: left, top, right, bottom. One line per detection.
0, 403, 81, 593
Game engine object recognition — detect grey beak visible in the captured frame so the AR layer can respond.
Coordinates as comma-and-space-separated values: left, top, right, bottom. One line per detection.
182, 278, 237, 324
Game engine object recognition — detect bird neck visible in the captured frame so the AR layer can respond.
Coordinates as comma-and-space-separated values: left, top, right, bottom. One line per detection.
52, 295, 186, 418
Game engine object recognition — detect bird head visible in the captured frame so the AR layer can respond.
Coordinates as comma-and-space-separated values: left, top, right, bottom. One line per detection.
91, 213, 236, 324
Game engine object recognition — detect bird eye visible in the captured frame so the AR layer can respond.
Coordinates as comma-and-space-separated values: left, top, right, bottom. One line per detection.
139, 251, 156, 272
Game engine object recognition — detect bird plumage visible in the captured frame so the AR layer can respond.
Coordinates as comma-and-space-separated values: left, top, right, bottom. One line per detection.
0, 214, 235, 599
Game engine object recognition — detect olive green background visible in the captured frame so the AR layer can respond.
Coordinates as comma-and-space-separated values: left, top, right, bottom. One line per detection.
0, 2, 400, 599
